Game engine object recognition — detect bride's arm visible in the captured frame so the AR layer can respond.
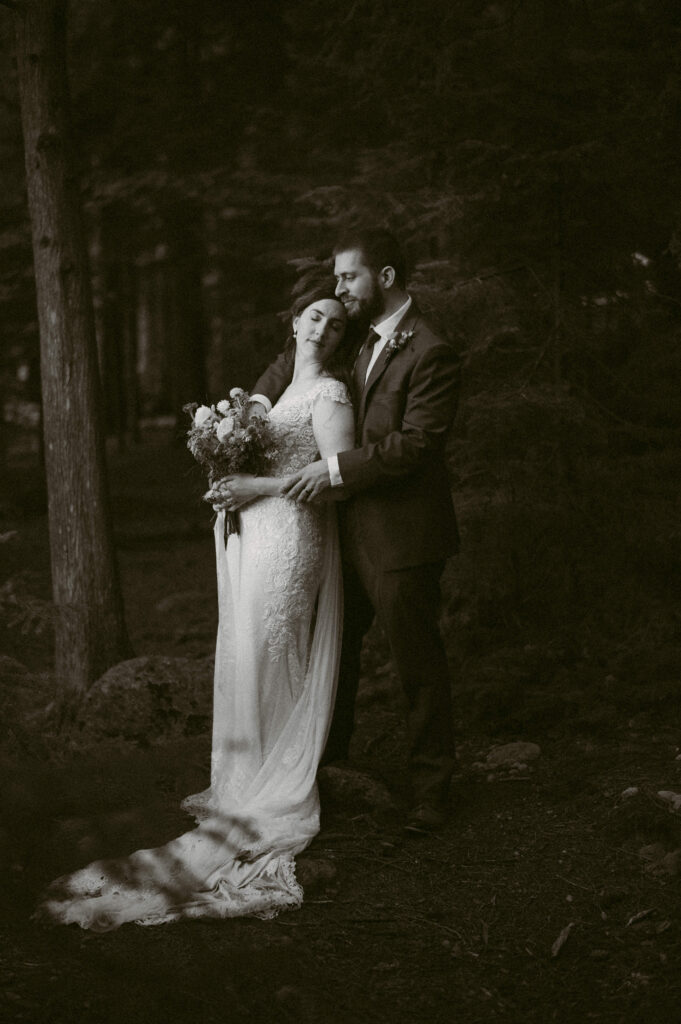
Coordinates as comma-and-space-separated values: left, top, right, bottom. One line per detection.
213, 393, 354, 510
310, 395, 355, 501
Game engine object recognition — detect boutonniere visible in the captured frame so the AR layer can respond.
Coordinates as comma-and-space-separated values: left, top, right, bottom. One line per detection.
384, 328, 415, 363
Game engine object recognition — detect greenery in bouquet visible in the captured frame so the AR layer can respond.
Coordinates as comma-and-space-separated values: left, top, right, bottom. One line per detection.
184, 389, 279, 536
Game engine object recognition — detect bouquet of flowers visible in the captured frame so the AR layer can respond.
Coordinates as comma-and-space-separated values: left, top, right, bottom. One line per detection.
184, 388, 279, 539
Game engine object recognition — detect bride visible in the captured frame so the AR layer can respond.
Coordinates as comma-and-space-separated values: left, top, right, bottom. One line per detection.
39, 269, 356, 930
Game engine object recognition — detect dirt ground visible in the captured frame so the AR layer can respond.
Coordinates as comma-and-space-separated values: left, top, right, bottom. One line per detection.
2, 432, 681, 1024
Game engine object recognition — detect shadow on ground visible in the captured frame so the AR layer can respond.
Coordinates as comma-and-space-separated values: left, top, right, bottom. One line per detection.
2, 434, 681, 1023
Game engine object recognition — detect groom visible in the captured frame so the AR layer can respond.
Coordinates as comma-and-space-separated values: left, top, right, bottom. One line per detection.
252, 228, 460, 832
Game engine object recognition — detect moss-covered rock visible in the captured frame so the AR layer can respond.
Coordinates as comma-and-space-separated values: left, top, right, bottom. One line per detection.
77, 655, 214, 745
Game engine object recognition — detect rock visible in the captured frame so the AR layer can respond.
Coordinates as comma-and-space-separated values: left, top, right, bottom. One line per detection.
477, 740, 542, 778
621, 787, 640, 800
77, 655, 214, 744
485, 742, 541, 768
657, 790, 681, 812
640, 843, 681, 877
0, 655, 31, 681
295, 856, 337, 890
317, 765, 396, 812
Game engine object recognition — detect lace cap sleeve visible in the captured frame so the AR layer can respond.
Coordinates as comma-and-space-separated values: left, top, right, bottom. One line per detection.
312, 378, 352, 408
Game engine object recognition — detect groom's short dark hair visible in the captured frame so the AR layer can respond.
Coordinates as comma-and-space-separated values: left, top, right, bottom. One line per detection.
333, 228, 407, 290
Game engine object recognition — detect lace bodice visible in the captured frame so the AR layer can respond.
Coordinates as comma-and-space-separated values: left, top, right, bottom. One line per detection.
240, 375, 350, 664
267, 376, 351, 475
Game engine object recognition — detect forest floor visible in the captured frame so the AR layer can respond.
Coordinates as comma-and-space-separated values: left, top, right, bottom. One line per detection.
2, 429, 681, 1024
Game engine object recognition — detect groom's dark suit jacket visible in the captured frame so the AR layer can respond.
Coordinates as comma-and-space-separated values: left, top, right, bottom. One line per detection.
253, 301, 460, 572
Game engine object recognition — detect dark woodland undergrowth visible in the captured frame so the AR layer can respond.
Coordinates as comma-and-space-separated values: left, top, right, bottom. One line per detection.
1, 429, 681, 1024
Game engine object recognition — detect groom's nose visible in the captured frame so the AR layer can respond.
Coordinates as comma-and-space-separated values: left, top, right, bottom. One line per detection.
335, 279, 345, 298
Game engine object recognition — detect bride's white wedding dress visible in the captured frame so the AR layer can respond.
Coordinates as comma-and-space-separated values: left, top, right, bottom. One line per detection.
40, 376, 350, 931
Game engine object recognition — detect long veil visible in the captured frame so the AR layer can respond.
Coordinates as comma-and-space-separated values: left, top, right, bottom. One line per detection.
39, 505, 342, 931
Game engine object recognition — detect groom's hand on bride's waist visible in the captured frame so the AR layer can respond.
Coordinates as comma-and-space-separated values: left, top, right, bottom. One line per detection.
284, 460, 332, 502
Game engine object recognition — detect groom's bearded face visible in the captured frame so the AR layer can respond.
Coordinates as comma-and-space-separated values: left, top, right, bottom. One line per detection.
334, 249, 386, 322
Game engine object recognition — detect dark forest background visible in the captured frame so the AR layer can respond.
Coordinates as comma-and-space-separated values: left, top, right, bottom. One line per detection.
2, 5, 681, 1019
1, 0, 680, 724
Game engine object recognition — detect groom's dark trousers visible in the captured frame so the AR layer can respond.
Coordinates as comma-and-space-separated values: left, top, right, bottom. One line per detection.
328, 506, 455, 809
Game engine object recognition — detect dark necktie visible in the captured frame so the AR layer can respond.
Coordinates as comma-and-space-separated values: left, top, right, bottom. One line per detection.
353, 329, 380, 391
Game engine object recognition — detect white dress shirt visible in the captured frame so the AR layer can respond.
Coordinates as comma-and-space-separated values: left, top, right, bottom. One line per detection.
361, 296, 412, 382
328, 296, 412, 486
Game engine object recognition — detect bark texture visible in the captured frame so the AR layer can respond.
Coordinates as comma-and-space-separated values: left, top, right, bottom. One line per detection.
15, 0, 132, 691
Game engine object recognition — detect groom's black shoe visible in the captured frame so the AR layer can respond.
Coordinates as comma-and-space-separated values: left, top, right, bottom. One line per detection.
404, 803, 448, 835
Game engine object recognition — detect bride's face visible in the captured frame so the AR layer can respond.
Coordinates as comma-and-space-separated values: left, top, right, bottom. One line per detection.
293, 298, 347, 366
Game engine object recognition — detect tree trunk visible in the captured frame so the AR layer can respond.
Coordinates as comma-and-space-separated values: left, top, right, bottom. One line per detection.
14, 0, 132, 693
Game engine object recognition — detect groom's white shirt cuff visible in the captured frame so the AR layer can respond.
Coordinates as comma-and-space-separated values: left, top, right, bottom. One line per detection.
328, 455, 342, 486
249, 394, 272, 413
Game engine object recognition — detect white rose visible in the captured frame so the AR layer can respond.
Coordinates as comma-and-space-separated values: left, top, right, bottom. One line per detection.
194, 405, 213, 427
229, 387, 245, 399
216, 415, 235, 440
217, 399, 230, 414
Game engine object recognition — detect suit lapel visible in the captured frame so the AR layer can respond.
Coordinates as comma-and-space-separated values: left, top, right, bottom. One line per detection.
353, 330, 378, 391
357, 303, 421, 425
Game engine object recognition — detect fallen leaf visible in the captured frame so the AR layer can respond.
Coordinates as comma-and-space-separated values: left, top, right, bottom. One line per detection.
626, 908, 654, 927
551, 922, 574, 957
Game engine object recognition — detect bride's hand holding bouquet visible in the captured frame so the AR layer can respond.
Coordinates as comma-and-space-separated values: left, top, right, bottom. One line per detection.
207, 472, 295, 513
184, 388, 280, 538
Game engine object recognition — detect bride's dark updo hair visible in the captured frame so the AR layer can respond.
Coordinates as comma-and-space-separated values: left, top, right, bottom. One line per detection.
283, 263, 360, 388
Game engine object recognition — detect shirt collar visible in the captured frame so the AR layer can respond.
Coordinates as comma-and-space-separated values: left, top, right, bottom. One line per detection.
371, 296, 412, 342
